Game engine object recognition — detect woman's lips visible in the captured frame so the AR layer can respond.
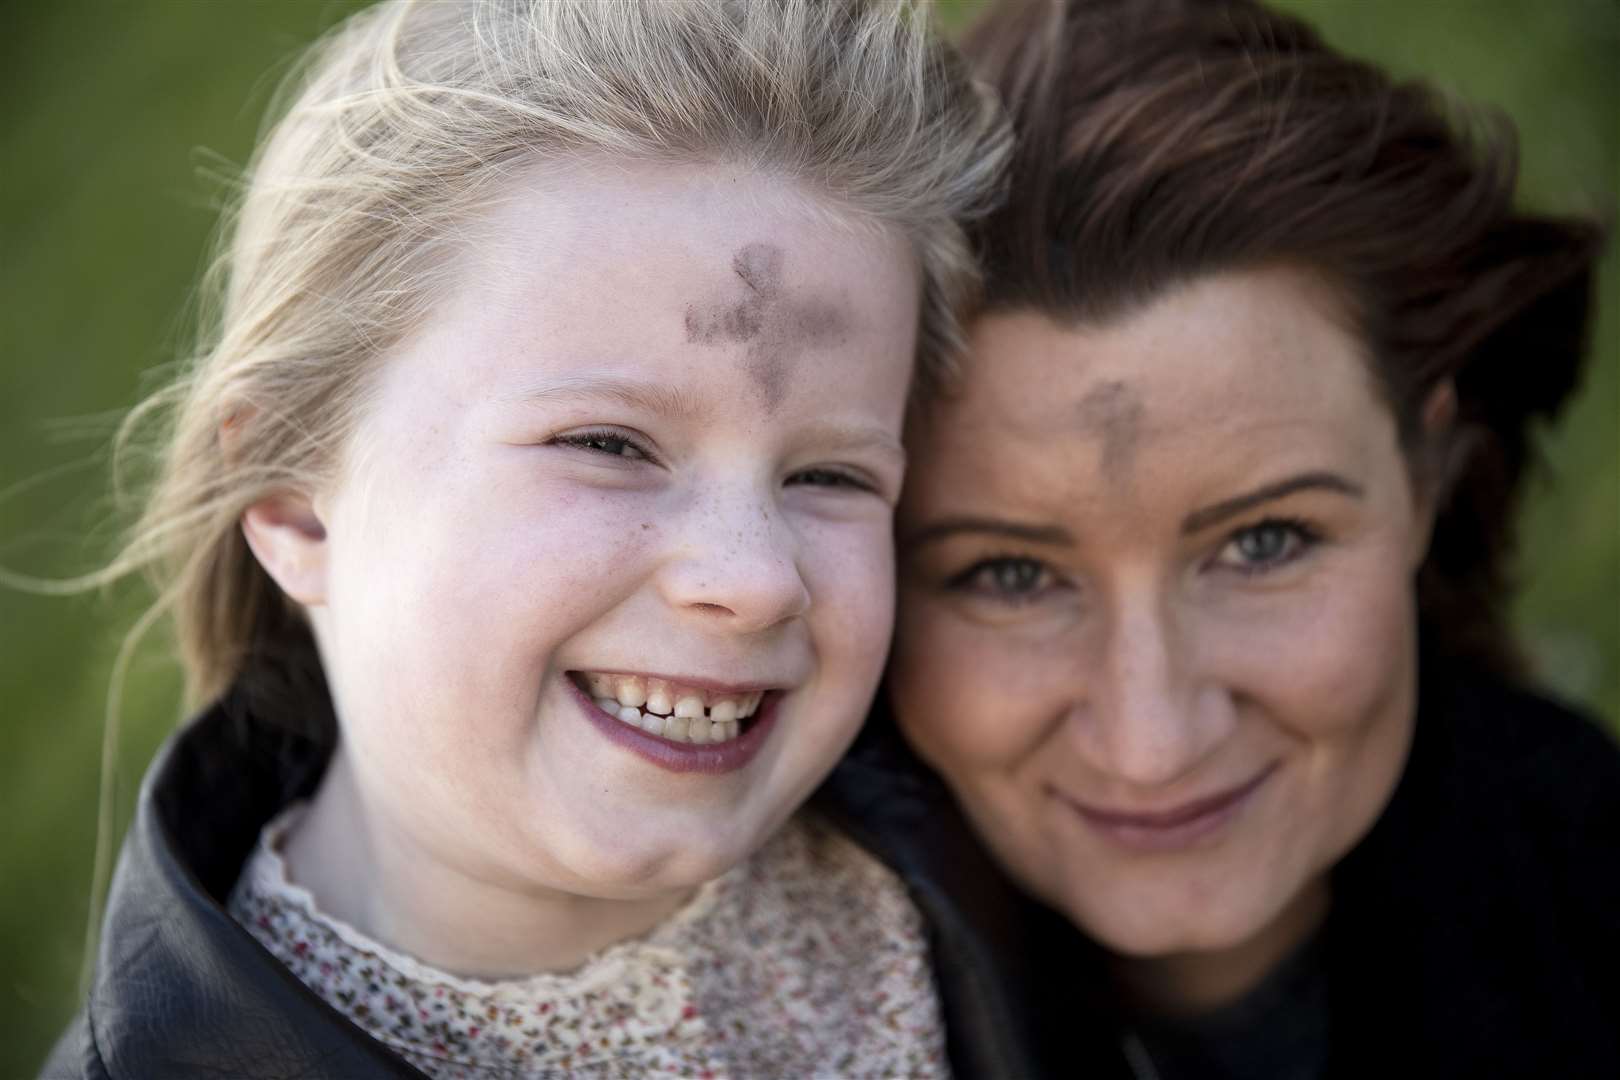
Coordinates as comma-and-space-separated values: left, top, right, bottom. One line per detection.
566, 676, 779, 775
1050, 762, 1280, 852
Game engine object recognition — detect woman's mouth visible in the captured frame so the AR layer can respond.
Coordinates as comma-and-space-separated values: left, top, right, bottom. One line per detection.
565, 671, 781, 774
1050, 762, 1280, 853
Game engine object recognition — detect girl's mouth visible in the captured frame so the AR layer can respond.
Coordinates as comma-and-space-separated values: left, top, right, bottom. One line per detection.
565, 671, 783, 774
570, 671, 768, 744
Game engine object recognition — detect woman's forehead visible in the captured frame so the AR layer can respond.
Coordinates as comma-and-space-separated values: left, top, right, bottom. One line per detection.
906, 268, 1401, 505
957, 270, 1378, 420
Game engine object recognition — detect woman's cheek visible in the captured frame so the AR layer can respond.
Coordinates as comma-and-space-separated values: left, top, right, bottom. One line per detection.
1209, 551, 1417, 741
800, 514, 897, 653
892, 590, 1062, 770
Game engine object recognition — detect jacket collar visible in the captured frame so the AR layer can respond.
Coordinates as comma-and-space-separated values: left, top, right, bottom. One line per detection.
817, 711, 1105, 1080
85, 696, 425, 1078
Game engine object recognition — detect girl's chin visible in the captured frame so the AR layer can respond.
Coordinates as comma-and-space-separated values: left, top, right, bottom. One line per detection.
533, 811, 760, 892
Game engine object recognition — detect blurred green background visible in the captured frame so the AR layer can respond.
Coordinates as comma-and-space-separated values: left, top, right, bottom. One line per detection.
1, 1, 1614, 1073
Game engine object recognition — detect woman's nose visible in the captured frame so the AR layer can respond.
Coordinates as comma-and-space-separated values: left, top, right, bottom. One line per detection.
655, 488, 811, 634
1068, 586, 1233, 786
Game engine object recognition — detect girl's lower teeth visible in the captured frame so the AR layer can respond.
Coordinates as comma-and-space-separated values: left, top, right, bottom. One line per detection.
595, 698, 743, 744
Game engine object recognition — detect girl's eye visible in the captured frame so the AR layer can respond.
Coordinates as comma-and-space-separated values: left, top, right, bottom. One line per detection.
787, 467, 875, 493
1215, 519, 1318, 574
552, 429, 649, 461
949, 556, 1054, 601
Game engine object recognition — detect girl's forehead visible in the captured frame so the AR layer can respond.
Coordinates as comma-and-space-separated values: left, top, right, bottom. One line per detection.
369, 160, 920, 431
461, 159, 897, 293
463, 156, 890, 270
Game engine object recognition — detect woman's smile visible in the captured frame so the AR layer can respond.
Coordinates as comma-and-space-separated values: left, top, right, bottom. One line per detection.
1048, 760, 1281, 854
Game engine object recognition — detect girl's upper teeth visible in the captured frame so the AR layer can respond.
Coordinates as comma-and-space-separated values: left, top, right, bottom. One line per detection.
582, 673, 763, 720
647, 684, 672, 715
591, 693, 747, 745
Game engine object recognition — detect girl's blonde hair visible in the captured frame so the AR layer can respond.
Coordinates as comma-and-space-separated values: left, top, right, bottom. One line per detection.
108, 0, 1008, 709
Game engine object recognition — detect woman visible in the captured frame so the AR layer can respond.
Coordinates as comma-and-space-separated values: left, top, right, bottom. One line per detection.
823, 0, 1619, 1076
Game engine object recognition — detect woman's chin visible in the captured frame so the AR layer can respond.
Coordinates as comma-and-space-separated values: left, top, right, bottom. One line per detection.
1051, 869, 1333, 1013
1051, 880, 1288, 961
1081, 911, 1237, 960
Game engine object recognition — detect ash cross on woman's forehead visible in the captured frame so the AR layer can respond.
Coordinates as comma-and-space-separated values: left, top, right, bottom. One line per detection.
1073, 379, 1145, 481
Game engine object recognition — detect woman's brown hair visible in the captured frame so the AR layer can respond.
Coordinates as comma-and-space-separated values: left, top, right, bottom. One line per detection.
961, 0, 1606, 678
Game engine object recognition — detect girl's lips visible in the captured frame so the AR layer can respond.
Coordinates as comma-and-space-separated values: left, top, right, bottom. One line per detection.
565, 676, 779, 775
1050, 762, 1280, 853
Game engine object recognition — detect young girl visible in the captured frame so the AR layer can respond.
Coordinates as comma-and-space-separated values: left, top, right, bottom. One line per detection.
41, 1, 1008, 1076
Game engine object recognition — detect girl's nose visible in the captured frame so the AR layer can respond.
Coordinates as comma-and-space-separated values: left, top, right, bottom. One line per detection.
656, 489, 811, 634
1067, 585, 1234, 787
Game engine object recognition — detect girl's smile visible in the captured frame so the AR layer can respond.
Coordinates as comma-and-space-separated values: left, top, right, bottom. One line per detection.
575, 671, 773, 744
568, 671, 782, 773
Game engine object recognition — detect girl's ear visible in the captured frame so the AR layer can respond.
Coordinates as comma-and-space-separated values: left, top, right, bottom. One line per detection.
242, 493, 330, 606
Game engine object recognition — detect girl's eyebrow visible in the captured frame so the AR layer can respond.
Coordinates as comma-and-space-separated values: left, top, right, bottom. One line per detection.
804, 423, 907, 470
1182, 471, 1364, 534
902, 517, 1075, 551
501, 375, 707, 421
500, 375, 904, 465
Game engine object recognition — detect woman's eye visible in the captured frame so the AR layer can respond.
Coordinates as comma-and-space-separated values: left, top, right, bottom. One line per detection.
553, 430, 649, 460
1216, 519, 1317, 573
950, 556, 1054, 601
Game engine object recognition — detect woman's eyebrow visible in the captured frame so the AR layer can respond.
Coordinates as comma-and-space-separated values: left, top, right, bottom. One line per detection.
1183, 471, 1365, 534
902, 516, 1075, 551
500, 375, 706, 421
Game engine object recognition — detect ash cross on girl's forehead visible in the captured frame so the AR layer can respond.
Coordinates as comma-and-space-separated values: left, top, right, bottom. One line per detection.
683, 242, 848, 410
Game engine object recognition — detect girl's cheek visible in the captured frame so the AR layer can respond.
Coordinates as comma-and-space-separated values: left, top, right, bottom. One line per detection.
798, 514, 896, 630
526, 489, 664, 554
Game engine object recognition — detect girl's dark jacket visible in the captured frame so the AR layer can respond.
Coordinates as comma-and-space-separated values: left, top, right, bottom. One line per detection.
39, 666, 1047, 1079
42, 657, 1620, 1078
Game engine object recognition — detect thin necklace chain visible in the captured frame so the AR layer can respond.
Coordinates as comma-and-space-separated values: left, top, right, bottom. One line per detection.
1122, 1032, 1164, 1080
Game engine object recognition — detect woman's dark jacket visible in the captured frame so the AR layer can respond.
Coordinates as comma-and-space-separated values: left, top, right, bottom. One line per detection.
817, 657, 1620, 1079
